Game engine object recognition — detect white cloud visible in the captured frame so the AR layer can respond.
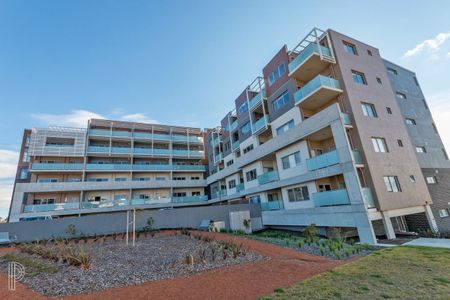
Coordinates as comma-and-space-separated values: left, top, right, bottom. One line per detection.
0, 181, 14, 209
403, 32, 450, 58
427, 90, 450, 152
31, 110, 105, 128
31, 110, 159, 127
0, 150, 19, 180
120, 113, 159, 124
447, 52, 450, 58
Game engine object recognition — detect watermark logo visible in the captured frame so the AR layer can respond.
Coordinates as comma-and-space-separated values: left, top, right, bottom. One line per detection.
8, 262, 25, 291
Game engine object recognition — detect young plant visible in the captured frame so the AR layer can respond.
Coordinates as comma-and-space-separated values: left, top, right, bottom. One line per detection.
185, 254, 195, 266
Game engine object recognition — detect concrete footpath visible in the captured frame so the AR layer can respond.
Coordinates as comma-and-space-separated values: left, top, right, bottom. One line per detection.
404, 237, 450, 249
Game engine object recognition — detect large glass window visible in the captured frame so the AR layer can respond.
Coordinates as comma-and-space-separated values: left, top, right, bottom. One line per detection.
287, 186, 310, 202
372, 137, 388, 153
343, 41, 358, 55
268, 63, 286, 86
352, 70, 367, 85
383, 176, 401, 192
246, 169, 257, 182
19, 168, 28, 179
276, 119, 295, 135
228, 179, 236, 189
361, 102, 377, 117
272, 91, 290, 112
281, 151, 301, 169
240, 122, 251, 134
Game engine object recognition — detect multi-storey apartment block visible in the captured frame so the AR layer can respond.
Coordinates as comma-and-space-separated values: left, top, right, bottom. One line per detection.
8, 120, 207, 222
8, 27, 449, 244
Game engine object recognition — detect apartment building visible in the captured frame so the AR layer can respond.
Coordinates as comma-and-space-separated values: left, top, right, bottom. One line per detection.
384, 61, 450, 232
8, 119, 207, 222
9, 27, 448, 243
205, 28, 443, 244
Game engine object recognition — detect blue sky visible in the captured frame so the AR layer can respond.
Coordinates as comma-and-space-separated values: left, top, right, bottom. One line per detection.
1, 0, 450, 218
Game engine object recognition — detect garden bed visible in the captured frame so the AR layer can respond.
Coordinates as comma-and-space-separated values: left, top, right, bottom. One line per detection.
0, 231, 264, 297
230, 229, 379, 259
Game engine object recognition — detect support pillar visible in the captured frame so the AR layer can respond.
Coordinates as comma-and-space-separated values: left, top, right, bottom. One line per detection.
381, 211, 396, 240
424, 204, 439, 232
356, 225, 377, 245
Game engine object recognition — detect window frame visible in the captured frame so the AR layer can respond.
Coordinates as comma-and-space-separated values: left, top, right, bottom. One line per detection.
371, 137, 389, 153
343, 41, 358, 55
351, 70, 367, 85
287, 186, 310, 202
361, 102, 377, 118
383, 176, 401, 192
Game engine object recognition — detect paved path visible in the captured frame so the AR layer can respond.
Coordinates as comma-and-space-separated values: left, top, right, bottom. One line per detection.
404, 237, 450, 249
0, 231, 343, 300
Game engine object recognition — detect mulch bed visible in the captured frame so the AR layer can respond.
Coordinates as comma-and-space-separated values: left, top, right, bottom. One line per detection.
0, 230, 343, 300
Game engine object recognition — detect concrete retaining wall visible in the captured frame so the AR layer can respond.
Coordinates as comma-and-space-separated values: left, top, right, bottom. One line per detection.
0, 204, 262, 242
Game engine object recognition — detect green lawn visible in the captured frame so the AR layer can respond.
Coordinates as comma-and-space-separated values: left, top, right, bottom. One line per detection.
263, 246, 450, 300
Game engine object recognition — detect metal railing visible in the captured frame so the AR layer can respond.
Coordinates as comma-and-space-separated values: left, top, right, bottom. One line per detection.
257, 170, 279, 185
306, 150, 339, 171
261, 200, 283, 211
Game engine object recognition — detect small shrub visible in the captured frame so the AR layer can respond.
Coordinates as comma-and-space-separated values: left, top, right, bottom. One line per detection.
184, 254, 195, 265
304, 224, 318, 240
297, 240, 303, 248
345, 248, 351, 258
243, 218, 251, 229
320, 245, 325, 256
285, 238, 291, 247
274, 288, 285, 293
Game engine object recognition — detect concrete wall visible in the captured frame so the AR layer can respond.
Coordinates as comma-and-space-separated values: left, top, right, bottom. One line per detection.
0, 204, 262, 242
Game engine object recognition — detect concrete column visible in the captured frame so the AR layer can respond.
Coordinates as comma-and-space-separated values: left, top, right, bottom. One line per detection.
424, 204, 439, 232
381, 211, 396, 239
356, 225, 377, 245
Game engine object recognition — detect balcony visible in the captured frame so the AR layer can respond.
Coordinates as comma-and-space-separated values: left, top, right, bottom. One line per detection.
86, 164, 131, 171
342, 113, 352, 126
289, 43, 335, 82
294, 75, 342, 110
132, 164, 172, 171
313, 189, 350, 207
172, 195, 208, 203
230, 120, 238, 132
257, 170, 279, 185
87, 146, 109, 153
306, 150, 339, 171
249, 89, 266, 111
211, 137, 221, 147
214, 153, 223, 163
88, 129, 111, 137
362, 187, 376, 209
111, 147, 132, 154
236, 183, 245, 193
251, 115, 269, 135
23, 202, 80, 213
31, 163, 84, 171
232, 140, 240, 152
352, 150, 363, 165
213, 189, 227, 198
261, 200, 283, 211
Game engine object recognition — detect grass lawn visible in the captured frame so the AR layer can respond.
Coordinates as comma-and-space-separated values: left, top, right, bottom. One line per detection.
263, 246, 450, 300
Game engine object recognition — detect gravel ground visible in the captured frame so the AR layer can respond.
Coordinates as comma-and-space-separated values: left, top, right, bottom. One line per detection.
0, 234, 264, 297
241, 234, 379, 259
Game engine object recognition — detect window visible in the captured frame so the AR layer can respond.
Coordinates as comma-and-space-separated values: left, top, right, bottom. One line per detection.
405, 118, 416, 125
351, 70, 367, 85
115, 177, 127, 182
173, 176, 186, 180
383, 176, 401, 192
173, 192, 187, 197
416, 146, 426, 153
67, 178, 81, 182
45, 137, 75, 147
238, 102, 248, 115
192, 191, 201, 196
226, 160, 234, 167
397, 139, 403, 147
228, 179, 236, 189
361, 102, 377, 117
287, 186, 310, 202
249, 195, 261, 204
387, 67, 398, 75
443, 149, 449, 160
191, 176, 200, 180
426, 176, 437, 184
243, 144, 254, 154
268, 63, 286, 86
281, 151, 301, 169
155, 177, 166, 181
409, 175, 416, 183
386, 107, 392, 114
240, 122, 251, 134
396, 92, 407, 99
367, 49, 372, 56
37, 178, 58, 183
22, 150, 29, 162
372, 137, 388, 153
134, 177, 150, 181
246, 169, 257, 182
343, 41, 358, 55
439, 209, 449, 218
276, 119, 295, 135
376, 77, 382, 84
272, 91, 289, 112
19, 168, 28, 180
